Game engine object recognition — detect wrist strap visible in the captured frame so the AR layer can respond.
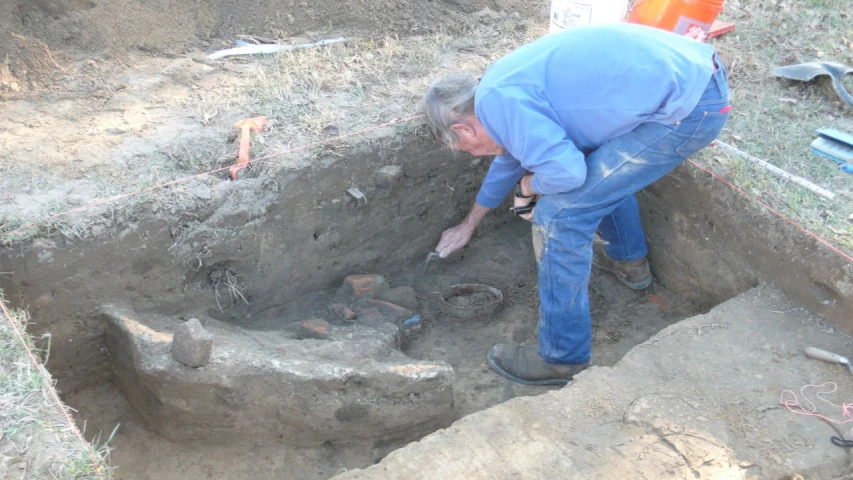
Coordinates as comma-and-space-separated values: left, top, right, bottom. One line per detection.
515, 182, 534, 199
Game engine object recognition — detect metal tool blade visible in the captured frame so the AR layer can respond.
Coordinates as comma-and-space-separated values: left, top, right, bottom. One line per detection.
773, 62, 853, 108
421, 252, 440, 275
805, 346, 853, 376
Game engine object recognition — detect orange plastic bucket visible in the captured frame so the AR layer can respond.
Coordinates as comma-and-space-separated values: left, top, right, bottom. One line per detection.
627, 0, 724, 41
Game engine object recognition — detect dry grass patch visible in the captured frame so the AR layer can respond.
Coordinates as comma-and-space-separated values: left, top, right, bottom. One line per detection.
190, 17, 542, 175
1, 16, 543, 243
700, 0, 853, 250
0, 297, 114, 479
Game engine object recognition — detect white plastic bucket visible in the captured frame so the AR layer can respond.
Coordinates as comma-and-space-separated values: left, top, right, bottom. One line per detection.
549, 0, 629, 33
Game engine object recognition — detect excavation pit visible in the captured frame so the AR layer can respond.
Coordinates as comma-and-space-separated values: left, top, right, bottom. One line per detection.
1, 125, 851, 479
0, 134, 706, 478
2, 1, 852, 477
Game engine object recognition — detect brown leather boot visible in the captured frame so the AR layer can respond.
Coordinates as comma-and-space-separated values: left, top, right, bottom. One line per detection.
592, 241, 653, 290
487, 344, 589, 386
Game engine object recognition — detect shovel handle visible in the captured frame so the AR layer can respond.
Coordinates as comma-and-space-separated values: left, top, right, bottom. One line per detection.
805, 347, 849, 365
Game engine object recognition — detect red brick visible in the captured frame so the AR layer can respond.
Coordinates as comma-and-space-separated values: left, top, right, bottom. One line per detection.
299, 318, 330, 339
340, 274, 389, 299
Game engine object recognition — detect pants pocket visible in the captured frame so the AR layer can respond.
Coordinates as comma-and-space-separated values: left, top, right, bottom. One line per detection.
675, 111, 729, 158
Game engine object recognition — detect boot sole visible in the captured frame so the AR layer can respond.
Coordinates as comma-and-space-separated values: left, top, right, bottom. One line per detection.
487, 350, 573, 386
591, 259, 653, 290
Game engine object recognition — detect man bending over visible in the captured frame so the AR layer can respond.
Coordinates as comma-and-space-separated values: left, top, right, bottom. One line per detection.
423, 23, 730, 385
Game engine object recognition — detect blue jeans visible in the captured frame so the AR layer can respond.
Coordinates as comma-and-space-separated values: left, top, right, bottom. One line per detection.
531, 58, 730, 364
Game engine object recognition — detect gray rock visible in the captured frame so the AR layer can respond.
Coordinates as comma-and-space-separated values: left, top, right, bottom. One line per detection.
103, 307, 454, 447
171, 318, 213, 367
375, 165, 403, 198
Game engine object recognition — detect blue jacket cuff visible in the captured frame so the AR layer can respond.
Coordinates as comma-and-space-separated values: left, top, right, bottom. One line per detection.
476, 189, 507, 209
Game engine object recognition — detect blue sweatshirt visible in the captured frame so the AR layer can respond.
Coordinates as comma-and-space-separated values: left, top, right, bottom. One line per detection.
474, 23, 715, 208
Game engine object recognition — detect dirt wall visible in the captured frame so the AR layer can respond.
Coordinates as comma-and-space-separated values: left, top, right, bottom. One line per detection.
641, 163, 853, 332
0, 134, 489, 392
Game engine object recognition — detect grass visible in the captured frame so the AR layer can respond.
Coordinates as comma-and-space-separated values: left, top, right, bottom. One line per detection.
700, 0, 853, 250
0, 294, 113, 479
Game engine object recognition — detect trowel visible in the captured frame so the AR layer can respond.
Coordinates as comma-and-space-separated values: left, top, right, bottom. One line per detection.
773, 62, 853, 109
421, 252, 441, 275
804, 347, 853, 375
421, 249, 462, 275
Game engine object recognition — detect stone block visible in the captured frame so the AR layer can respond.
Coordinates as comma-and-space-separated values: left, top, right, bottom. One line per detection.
377, 286, 417, 311
102, 306, 455, 448
340, 274, 389, 300
171, 318, 213, 367
299, 318, 331, 339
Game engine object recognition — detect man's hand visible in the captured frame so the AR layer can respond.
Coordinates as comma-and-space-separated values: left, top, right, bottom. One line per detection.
435, 223, 475, 258
434, 201, 491, 258
513, 174, 539, 222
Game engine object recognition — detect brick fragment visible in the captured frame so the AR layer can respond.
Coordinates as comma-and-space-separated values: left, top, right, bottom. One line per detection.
340, 274, 389, 299
299, 318, 331, 340
171, 318, 213, 367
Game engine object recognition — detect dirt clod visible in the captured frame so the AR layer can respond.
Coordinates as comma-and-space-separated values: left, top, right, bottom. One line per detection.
375, 165, 403, 198
330, 303, 359, 321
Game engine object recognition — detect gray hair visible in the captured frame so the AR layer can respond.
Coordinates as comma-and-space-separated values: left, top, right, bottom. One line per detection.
423, 73, 478, 145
